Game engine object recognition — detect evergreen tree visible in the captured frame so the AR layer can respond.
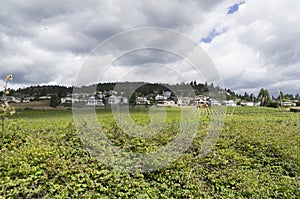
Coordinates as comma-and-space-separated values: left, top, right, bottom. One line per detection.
50, 95, 60, 108
258, 88, 270, 106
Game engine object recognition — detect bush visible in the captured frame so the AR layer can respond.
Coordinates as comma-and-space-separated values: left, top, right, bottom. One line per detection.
266, 101, 279, 108
50, 95, 61, 108
290, 107, 300, 112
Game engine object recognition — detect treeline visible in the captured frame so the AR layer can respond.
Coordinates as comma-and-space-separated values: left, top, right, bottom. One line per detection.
225, 88, 300, 107
8, 85, 73, 98
4, 81, 222, 98
2, 82, 299, 106
226, 88, 300, 101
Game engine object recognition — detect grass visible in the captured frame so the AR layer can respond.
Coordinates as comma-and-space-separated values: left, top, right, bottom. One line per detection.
0, 107, 299, 198
13, 100, 54, 110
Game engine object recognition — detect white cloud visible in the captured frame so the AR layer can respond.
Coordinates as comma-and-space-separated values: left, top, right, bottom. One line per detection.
0, 0, 299, 95
201, 0, 300, 95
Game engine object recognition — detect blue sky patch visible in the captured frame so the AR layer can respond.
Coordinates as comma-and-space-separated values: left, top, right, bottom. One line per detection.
227, 1, 245, 14
201, 28, 228, 43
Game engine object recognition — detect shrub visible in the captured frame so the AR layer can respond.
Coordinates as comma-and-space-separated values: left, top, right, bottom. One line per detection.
50, 95, 61, 108
1, 74, 16, 133
290, 107, 300, 112
266, 101, 279, 108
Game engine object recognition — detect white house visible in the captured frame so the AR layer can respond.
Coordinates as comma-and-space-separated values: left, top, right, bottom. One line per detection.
96, 91, 104, 99
281, 101, 293, 107
155, 94, 167, 104
104, 90, 118, 96
224, 100, 237, 106
23, 96, 34, 102
6, 96, 21, 103
136, 97, 150, 105
163, 91, 172, 98
71, 93, 90, 103
107, 95, 122, 105
157, 100, 176, 107
61, 97, 72, 104
209, 99, 221, 106
194, 95, 208, 105
164, 100, 176, 106
121, 97, 128, 104
155, 94, 166, 101
87, 96, 104, 106
177, 97, 191, 106
39, 96, 51, 100
22, 99, 30, 103
241, 102, 254, 106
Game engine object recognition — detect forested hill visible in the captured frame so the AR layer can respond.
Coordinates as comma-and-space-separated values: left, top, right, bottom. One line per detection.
6, 81, 222, 98
4, 82, 299, 102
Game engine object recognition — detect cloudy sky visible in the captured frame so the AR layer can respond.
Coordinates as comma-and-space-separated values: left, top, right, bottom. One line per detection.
0, 0, 299, 96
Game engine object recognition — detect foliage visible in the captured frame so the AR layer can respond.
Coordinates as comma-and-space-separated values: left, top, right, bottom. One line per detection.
258, 88, 271, 106
266, 101, 280, 108
290, 107, 300, 112
50, 95, 61, 108
0, 107, 299, 198
1, 74, 16, 134
11, 85, 73, 98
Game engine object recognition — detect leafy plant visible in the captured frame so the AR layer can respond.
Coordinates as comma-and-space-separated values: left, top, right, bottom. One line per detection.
50, 95, 61, 108
0, 74, 15, 134
0, 107, 299, 198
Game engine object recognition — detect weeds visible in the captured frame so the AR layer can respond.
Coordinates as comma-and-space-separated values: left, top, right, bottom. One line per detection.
1, 74, 15, 134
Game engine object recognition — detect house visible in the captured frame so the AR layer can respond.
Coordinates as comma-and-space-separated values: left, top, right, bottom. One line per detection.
177, 97, 191, 106
155, 94, 166, 101
157, 100, 176, 107
122, 97, 128, 104
22, 99, 30, 103
136, 97, 150, 105
104, 90, 117, 96
71, 97, 80, 103
96, 91, 104, 99
254, 101, 261, 106
61, 96, 85, 104
281, 101, 293, 107
23, 96, 35, 102
194, 95, 209, 105
224, 100, 237, 106
107, 95, 122, 105
6, 96, 21, 103
241, 102, 254, 106
61, 97, 72, 104
209, 99, 221, 106
71, 93, 90, 103
155, 94, 167, 104
163, 91, 172, 98
87, 96, 104, 106
164, 100, 176, 106
39, 96, 51, 100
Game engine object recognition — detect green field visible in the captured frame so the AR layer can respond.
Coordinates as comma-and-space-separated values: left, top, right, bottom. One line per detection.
1, 107, 299, 198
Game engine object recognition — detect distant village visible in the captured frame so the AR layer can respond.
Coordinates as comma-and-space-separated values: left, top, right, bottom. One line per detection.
1, 82, 299, 108
62, 90, 225, 107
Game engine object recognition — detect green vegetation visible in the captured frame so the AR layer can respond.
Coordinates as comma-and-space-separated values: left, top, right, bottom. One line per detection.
50, 95, 61, 108
0, 107, 299, 198
1, 75, 15, 134
290, 107, 300, 112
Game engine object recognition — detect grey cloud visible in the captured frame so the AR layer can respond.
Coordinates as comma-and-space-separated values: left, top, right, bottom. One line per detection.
195, 0, 228, 11
113, 49, 181, 66
0, 0, 212, 54
236, 1, 300, 70
0, 0, 299, 95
